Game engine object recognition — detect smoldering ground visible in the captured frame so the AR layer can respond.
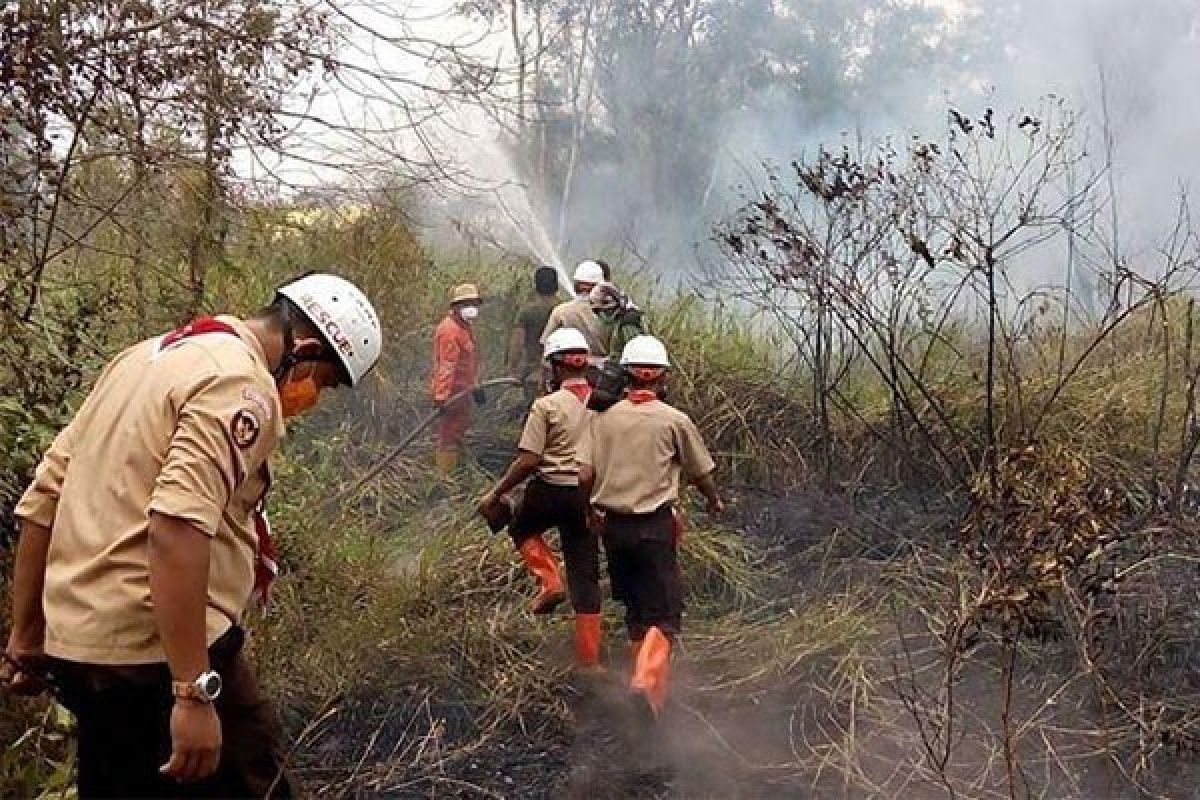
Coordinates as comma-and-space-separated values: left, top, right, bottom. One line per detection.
283, 394, 1200, 800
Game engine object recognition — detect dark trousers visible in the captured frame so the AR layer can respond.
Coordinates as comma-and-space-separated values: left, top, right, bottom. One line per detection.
49, 627, 295, 799
602, 506, 683, 640
510, 478, 602, 614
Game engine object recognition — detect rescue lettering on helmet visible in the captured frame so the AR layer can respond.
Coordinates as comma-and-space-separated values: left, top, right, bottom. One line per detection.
298, 293, 356, 359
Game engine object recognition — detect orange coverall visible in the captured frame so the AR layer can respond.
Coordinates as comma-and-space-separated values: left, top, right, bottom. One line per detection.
431, 313, 478, 453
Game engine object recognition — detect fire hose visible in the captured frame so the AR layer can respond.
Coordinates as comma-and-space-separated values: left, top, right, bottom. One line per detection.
321, 377, 522, 512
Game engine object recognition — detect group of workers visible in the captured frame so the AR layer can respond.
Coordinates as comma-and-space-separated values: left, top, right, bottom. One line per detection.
0, 261, 723, 799
430, 259, 647, 473
435, 259, 723, 717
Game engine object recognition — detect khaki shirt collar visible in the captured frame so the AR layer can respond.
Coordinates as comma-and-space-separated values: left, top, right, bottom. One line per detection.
215, 315, 272, 374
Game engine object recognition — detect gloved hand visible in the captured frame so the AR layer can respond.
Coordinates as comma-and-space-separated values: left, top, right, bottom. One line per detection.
472, 387, 487, 406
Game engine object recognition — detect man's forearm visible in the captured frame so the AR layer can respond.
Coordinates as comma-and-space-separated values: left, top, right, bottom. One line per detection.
492, 453, 540, 498
693, 473, 721, 505
579, 466, 595, 501
9, 520, 51, 652
148, 513, 211, 681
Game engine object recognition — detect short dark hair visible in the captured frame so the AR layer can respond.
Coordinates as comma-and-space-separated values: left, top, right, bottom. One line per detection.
534, 266, 559, 295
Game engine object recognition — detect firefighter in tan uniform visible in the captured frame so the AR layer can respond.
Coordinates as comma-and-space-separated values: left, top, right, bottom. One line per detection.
479, 328, 603, 669
540, 260, 609, 357
2, 274, 382, 798
579, 335, 723, 716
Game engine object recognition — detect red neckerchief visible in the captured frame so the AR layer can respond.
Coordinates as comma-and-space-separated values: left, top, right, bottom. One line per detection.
252, 500, 279, 607
562, 379, 591, 404
161, 316, 238, 347
164, 317, 279, 605
628, 389, 659, 404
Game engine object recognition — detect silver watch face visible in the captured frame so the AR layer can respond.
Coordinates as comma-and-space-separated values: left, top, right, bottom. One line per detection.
196, 671, 222, 701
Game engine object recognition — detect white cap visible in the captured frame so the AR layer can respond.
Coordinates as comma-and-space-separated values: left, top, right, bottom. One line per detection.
277, 273, 382, 386
543, 327, 591, 360
620, 334, 669, 368
573, 260, 605, 285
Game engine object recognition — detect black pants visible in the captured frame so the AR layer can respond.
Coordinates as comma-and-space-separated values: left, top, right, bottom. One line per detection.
602, 506, 683, 640
50, 627, 295, 799
510, 478, 602, 614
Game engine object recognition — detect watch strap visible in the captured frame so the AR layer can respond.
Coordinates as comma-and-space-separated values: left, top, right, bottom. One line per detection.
172, 680, 212, 704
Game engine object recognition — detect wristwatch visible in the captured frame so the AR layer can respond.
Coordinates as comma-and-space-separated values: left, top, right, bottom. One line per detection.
172, 670, 222, 704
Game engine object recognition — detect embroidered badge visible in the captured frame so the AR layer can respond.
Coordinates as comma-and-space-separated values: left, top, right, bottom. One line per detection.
231, 408, 262, 450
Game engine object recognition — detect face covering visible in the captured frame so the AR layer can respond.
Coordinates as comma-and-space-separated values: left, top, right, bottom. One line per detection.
279, 365, 321, 418
459, 306, 480, 322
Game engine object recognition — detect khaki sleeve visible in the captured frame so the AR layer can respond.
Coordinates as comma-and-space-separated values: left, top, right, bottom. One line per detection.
517, 401, 549, 456
148, 370, 279, 537
675, 414, 716, 480
14, 425, 74, 529
576, 413, 595, 468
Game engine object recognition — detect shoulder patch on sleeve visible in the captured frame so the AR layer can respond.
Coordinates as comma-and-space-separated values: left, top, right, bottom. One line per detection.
241, 386, 274, 421
231, 408, 262, 450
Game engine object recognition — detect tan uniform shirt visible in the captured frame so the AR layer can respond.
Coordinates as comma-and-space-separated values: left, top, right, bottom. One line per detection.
578, 398, 716, 514
540, 297, 608, 357
517, 384, 590, 486
15, 316, 284, 665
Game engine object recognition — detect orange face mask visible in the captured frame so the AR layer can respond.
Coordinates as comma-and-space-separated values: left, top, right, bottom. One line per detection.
279, 375, 320, 418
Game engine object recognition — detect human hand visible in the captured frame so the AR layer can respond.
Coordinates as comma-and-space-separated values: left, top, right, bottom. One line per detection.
477, 491, 500, 516
1, 645, 49, 698
160, 700, 222, 783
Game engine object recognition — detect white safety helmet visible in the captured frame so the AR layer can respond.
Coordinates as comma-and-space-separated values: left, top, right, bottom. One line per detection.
277, 273, 382, 386
620, 334, 670, 368
573, 260, 605, 286
543, 327, 591, 361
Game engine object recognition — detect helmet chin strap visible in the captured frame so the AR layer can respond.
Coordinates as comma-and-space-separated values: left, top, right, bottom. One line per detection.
272, 301, 299, 385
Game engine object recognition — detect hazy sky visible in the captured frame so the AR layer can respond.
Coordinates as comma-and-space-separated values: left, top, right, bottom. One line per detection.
242, 0, 1200, 275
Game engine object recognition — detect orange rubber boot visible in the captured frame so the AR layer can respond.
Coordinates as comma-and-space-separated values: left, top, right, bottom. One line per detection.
630, 627, 672, 716
518, 536, 566, 615
574, 614, 604, 671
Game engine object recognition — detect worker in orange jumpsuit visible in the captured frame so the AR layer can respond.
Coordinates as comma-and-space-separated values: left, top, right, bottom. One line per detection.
431, 284, 484, 473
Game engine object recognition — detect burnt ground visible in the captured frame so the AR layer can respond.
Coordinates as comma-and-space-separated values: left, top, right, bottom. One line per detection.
288, 435, 973, 800
287, 406, 1200, 798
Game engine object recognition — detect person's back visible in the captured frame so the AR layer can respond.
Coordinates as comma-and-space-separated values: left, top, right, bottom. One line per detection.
544, 297, 607, 356
584, 397, 710, 515
541, 261, 608, 356
517, 296, 555, 369
577, 334, 721, 718
481, 327, 604, 669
